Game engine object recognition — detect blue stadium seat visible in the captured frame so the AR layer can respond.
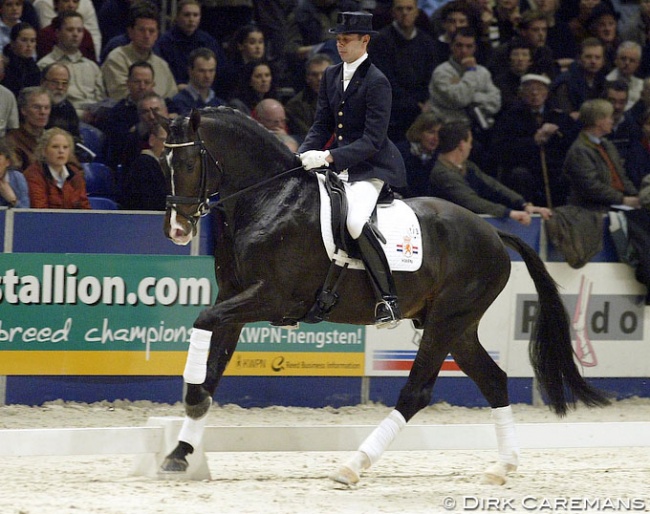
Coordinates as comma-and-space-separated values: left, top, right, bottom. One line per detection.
88, 196, 119, 210
78, 122, 105, 162
83, 162, 116, 198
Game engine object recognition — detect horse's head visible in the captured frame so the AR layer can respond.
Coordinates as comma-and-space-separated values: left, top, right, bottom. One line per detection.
161, 109, 221, 245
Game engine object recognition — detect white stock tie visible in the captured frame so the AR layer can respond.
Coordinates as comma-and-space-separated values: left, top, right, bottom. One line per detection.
343, 67, 355, 90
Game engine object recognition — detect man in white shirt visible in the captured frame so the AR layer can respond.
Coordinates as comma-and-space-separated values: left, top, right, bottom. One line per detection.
37, 10, 105, 118
33, 0, 101, 57
101, 2, 178, 101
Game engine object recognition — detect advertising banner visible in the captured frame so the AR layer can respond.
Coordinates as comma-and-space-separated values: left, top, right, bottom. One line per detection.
365, 262, 650, 378
0, 254, 364, 376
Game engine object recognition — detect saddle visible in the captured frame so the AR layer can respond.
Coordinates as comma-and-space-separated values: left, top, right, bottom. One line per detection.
322, 169, 392, 260
301, 170, 394, 324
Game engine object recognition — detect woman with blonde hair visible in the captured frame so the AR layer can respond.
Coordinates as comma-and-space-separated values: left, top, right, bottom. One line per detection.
23, 127, 90, 209
0, 138, 29, 207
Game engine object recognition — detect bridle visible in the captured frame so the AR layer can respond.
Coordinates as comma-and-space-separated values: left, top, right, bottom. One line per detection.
164, 134, 223, 227
164, 126, 304, 229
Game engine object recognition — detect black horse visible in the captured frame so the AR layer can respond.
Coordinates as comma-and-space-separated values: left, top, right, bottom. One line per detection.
158, 107, 608, 484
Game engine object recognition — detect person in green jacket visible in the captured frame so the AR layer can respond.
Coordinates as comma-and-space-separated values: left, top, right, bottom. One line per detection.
430, 119, 551, 225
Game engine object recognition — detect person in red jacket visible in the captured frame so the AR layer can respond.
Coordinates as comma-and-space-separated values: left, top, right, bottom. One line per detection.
23, 126, 90, 209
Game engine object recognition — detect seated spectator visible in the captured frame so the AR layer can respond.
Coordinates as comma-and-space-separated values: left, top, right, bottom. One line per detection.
97, 60, 154, 169
550, 37, 608, 120
283, 0, 343, 89
563, 98, 639, 211
628, 76, 650, 128
225, 23, 266, 95
171, 47, 225, 116
530, 0, 577, 72
285, 53, 332, 139
396, 112, 442, 198
23, 126, 90, 208
493, 37, 535, 111
1, 22, 40, 97
605, 79, 640, 166
7, 86, 51, 170
427, 27, 501, 128
118, 122, 166, 210
101, 2, 177, 101
568, 0, 602, 45
430, 119, 551, 224
154, 0, 232, 98
229, 59, 277, 116
492, 73, 577, 208
585, 1, 620, 71
493, 0, 522, 46
33, 0, 100, 57
37, 10, 106, 118
368, 0, 437, 142
0, 64, 19, 137
622, 107, 650, 189
488, 11, 556, 80
606, 41, 643, 110
254, 98, 298, 152
0, 0, 24, 54
0, 138, 29, 207
121, 91, 169, 174
431, 0, 490, 69
40, 62, 79, 138
37, 0, 96, 60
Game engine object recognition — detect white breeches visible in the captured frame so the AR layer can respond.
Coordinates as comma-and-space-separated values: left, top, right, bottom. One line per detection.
343, 178, 384, 239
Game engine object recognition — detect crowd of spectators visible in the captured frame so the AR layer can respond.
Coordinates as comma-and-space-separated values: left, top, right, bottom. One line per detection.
0, 0, 649, 220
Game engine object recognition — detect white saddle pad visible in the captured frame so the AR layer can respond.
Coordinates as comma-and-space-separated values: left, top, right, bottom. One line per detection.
316, 173, 422, 272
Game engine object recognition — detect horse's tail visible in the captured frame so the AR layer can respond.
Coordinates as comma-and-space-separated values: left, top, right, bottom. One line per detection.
497, 230, 610, 416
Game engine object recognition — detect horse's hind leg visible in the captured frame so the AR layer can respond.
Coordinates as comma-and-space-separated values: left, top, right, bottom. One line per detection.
451, 330, 519, 485
330, 317, 456, 486
160, 323, 243, 473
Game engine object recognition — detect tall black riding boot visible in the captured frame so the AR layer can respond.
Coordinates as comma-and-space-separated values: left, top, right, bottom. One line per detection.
357, 223, 401, 328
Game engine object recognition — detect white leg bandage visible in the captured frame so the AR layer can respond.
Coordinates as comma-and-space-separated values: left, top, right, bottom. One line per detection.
357, 409, 407, 466
178, 413, 209, 449
183, 329, 211, 384
492, 405, 520, 466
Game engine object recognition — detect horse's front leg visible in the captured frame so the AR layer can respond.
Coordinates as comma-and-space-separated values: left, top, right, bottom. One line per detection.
160, 322, 243, 473
161, 284, 270, 474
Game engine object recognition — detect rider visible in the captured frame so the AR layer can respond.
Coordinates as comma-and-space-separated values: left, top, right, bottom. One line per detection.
298, 11, 407, 328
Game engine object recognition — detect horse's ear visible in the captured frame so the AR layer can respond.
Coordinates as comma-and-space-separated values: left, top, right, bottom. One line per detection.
154, 110, 170, 134
189, 109, 201, 134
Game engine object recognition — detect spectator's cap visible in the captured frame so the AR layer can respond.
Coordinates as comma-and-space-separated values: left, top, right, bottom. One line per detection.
329, 12, 378, 35
586, 2, 620, 28
520, 73, 551, 86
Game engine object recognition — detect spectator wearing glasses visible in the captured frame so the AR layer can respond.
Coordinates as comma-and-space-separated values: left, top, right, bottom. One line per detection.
37, 10, 105, 118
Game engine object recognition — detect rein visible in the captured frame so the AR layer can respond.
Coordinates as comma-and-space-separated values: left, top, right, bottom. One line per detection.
164, 136, 303, 221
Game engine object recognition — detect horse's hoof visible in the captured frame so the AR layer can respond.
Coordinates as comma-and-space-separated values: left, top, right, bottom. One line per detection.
329, 465, 360, 486
185, 395, 212, 420
159, 456, 189, 474
483, 462, 517, 485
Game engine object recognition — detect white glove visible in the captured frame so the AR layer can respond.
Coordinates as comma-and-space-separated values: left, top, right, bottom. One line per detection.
300, 150, 330, 170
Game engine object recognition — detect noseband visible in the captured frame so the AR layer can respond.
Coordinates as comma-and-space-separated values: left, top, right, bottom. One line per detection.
164, 136, 223, 226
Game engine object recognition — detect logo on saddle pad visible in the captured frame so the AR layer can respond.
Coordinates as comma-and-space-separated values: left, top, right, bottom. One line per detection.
317, 174, 423, 272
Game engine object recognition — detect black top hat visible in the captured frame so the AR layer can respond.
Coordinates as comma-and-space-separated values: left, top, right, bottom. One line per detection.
329, 12, 377, 35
